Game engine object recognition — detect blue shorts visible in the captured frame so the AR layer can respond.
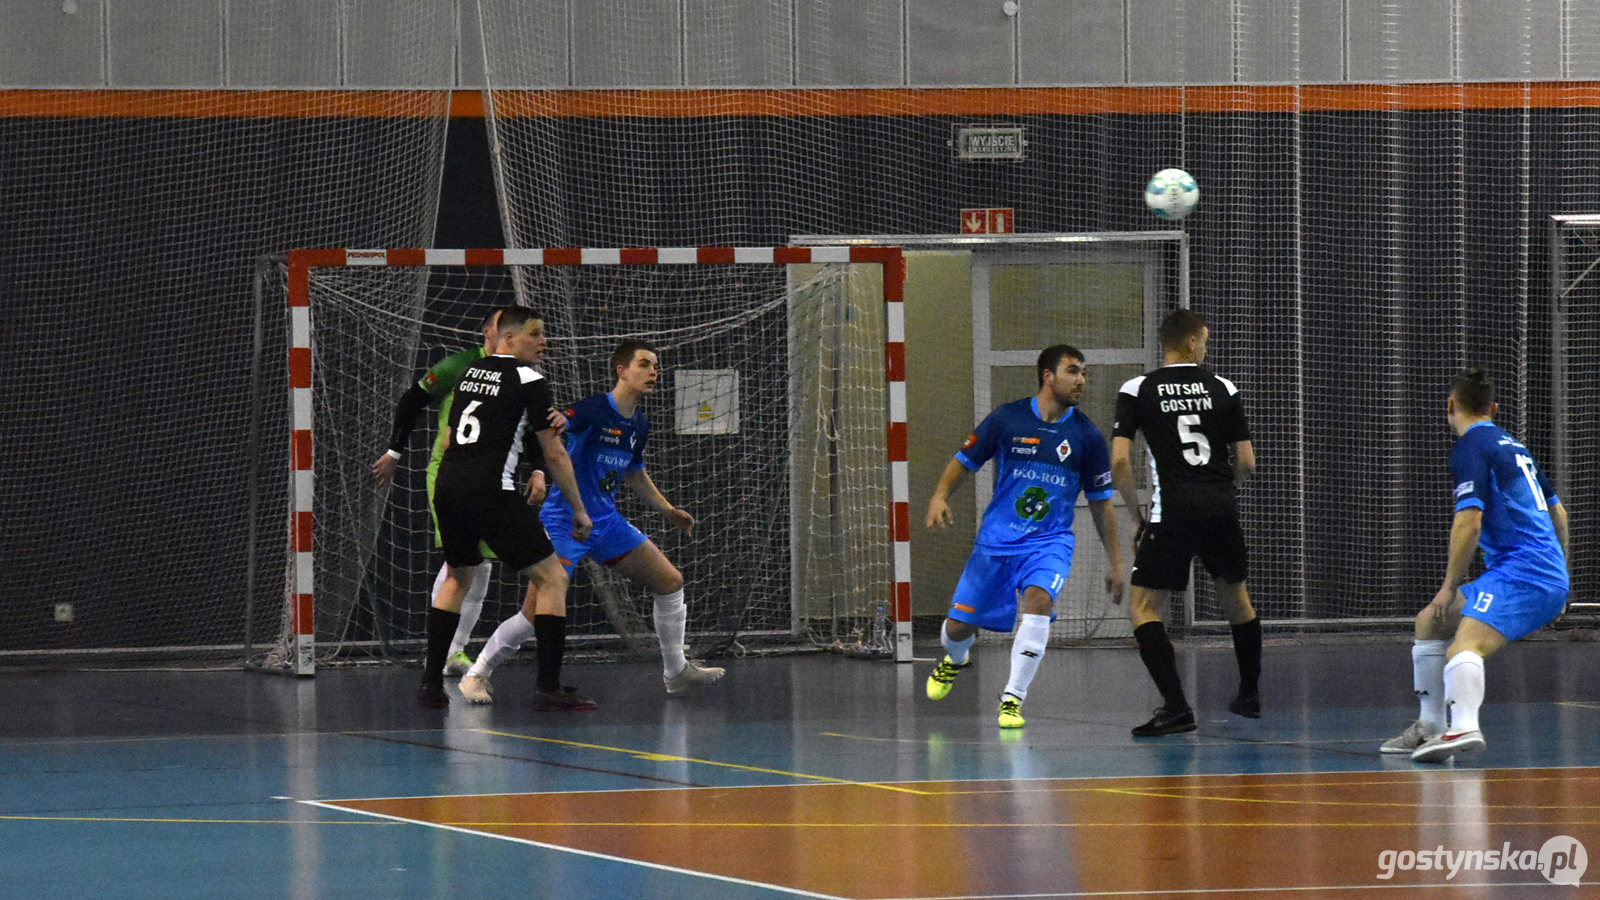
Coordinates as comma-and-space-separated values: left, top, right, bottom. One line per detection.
540, 508, 650, 575
1460, 569, 1568, 642
947, 543, 1073, 633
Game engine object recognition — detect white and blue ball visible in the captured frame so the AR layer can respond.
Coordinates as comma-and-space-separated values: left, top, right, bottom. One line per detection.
1144, 168, 1199, 221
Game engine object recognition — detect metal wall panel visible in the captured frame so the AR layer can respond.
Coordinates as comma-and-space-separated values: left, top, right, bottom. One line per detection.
1298, 1, 1347, 83
224, 0, 338, 87
0, 0, 105, 86
684, 0, 792, 85
1347, 0, 1453, 81
343, 0, 456, 87
107, 0, 221, 86
1234, 3, 1303, 83
1127, 0, 1233, 85
472, 0, 569, 88
1459, 0, 1560, 80
795, 0, 902, 86
1020, 0, 1124, 86
906, 0, 1014, 86
1568, 0, 1600, 77
571, 0, 680, 86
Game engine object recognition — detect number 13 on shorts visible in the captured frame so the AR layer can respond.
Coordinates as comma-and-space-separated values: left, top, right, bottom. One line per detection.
1473, 590, 1494, 613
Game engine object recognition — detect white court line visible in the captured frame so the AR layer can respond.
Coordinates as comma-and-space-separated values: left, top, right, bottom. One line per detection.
298, 800, 843, 900
897, 880, 1598, 898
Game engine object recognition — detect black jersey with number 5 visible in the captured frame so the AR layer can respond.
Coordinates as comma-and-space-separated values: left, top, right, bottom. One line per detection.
436, 354, 555, 494
1112, 363, 1250, 522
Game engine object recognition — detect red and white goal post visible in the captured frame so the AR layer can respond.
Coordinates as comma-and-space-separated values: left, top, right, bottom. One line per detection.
262, 245, 911, 675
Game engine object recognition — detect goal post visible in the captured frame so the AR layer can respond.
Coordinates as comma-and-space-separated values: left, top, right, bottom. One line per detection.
253, 246, 910, 676
1550, 216, 1600, 614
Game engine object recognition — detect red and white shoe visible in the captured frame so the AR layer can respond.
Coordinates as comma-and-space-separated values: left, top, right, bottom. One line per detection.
1410, 729, 1484, 763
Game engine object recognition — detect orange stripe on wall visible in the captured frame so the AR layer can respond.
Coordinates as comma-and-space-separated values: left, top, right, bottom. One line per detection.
3, 83, 1600, 119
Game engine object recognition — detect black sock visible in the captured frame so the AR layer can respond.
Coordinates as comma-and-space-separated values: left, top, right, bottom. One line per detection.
1134, 621, 1188, 711
1231, 617, 1262, 696
534, 614, 567, 693
422, 607, 461, 690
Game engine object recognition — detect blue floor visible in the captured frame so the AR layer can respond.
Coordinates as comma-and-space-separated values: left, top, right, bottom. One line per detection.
4, 639, 1599, 899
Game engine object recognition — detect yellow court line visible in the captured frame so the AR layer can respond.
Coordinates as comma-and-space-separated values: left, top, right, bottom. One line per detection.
0, 814, 393, 825
472, 729, 929, 795
1557, 701, 1600, 711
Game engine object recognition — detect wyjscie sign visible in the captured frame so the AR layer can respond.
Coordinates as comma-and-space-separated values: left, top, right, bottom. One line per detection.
954, 125, 1026, 161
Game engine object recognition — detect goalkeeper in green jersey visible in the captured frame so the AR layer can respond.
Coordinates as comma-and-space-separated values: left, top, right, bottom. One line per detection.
372, 306, 563, 675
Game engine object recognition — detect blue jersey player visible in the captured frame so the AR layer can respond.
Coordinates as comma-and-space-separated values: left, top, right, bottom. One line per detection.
459, 340, 724, 706
924, 345, 1125, 728
1386, 370, 1570, 762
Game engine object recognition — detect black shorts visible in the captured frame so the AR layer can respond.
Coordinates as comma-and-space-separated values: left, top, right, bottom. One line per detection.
431, 483, 554, 572
1131, 516, 1248, 591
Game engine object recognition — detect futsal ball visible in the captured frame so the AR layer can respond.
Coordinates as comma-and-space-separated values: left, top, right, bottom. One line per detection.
1145, 168, 1200, 221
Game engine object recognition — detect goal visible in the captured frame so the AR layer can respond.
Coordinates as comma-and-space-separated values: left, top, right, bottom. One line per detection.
248, 246, 910, 675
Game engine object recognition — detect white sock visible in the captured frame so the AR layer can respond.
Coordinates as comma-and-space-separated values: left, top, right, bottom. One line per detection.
447, 562, 493, 657
1443, 651, 1486, 734
466, 611, 536, 679
1413, 639, 1449, 730
654, 590, 688, 679
1003, 613, 1051, 702
942, 619, 976, 665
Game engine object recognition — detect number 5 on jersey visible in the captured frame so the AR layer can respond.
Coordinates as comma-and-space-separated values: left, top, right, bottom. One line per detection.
1178, 414, 1211, 466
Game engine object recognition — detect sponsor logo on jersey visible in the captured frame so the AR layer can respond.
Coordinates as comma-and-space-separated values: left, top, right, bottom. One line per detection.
1056, 438, 1072, 461
961, 433, 978, 450
422, 372, 437, 389
1018, 437, 1041, 444
1454, 481, 1475, 499
1093, 471, 1112, 487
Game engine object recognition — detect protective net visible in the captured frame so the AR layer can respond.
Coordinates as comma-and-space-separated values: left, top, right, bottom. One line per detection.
0, 10, 454, 663
250, 253, 897, 669
471, 0, 1600, 641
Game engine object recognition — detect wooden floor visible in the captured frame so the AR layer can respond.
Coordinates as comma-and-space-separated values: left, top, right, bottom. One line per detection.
4, 638, 1600, 898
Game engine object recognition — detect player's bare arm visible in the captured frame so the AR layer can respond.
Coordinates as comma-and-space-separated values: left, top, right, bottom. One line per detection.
1087, 497, 1126, 605
524, 469, 548, 506
1109, 436, 1145, 535
624, 467, 694, 535
925, 457, 970, 531
1428, 507, 1483, 621
1550, 501, 1571, 566
1232, 440, 1256, 486
537, 426, 593, 541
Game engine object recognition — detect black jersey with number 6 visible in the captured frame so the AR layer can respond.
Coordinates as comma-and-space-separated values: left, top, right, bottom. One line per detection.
436, 354, 555, 494
1112, 363, 1250, 522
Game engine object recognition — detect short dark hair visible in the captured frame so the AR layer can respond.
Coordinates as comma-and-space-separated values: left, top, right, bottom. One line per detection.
1158, 308, 1208, 352
496, 306, 541, 333
611, 339, 656, 377
1451, 368, 1495, 415
1037, 344, 1085, 387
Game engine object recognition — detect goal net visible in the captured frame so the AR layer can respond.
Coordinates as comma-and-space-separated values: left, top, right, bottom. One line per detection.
249, 246, 909, 674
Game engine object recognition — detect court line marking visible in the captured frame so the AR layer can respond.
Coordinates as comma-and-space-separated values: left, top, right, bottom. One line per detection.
895, 880, 1597, 898
823, 731, 1423, 749
1557, 701, 1600, 711
0, 813, 392, 825
472, 728, 931, 794
1089, 785, 1600, 812
389, 819, 1600, 829
300, 800, 844, 900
